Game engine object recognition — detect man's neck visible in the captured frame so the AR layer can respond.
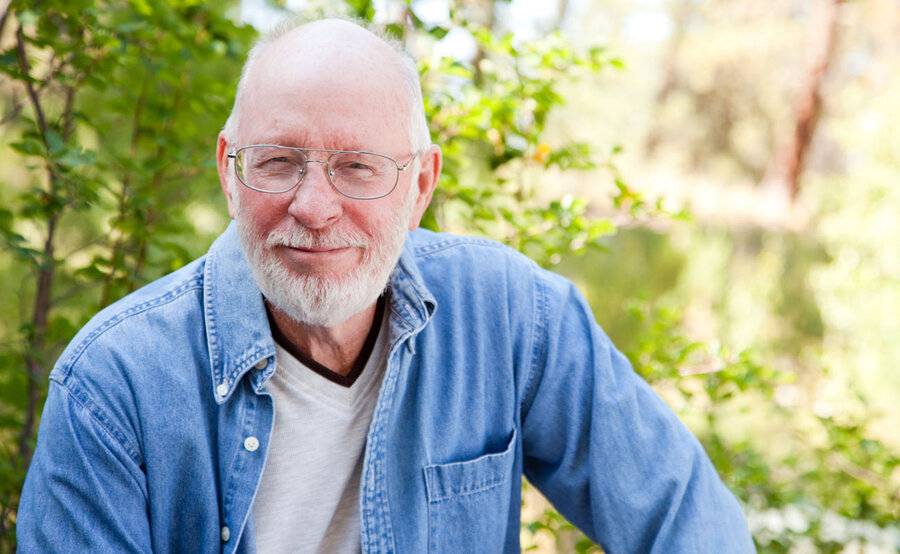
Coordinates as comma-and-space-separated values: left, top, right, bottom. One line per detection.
266, 300, 380, 377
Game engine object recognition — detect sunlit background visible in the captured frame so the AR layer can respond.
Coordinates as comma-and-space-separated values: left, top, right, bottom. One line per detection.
1, 0, 898, 551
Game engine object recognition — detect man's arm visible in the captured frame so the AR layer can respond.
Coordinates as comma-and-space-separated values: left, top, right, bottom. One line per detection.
520, 272, 755, 553
17, 379, 152, 553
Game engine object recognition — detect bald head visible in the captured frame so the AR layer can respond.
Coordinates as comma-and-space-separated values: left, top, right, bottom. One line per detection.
223, 18, 430, 153
260, 19, 405, 81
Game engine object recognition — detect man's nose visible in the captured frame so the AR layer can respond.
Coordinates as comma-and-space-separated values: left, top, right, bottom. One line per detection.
285, 160, 343, 229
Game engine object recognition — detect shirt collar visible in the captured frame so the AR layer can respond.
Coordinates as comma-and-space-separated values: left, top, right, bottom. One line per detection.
203, 222, 436, 403
203, 223, 275, 404
387, 235, 437, 341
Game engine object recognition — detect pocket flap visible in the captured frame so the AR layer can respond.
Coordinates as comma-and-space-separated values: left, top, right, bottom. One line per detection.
423, 428, 517, 503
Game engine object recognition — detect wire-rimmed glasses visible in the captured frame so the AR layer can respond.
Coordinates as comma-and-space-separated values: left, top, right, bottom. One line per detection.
227, 144, 419, 200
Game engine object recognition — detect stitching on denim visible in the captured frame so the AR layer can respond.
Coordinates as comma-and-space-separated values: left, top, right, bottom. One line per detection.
388, 306, 412, 331
363, 338, 408, 553
427, 475, 507, 503
57, 277, 203, 376
52, 377, 146, 476
520, 265, 548, 419
223, 391, 264, 550
394, 261, 434, 320
225, 347, 273, 384
387, 299, 415, 333
423, 427, 517, 503
413, 237, 503, 259
221, 384, 249, 520
234, 392, 275, 552
203, 254, 221, 386
371, 368, 394, 551
387, 267, 429, 338
426, 476, 436, 554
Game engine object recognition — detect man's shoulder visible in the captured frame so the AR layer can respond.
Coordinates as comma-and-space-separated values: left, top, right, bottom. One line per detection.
53, 255, 207, 379
405, 228, 572, 298
407, 228, 532, 273
407, 228, 507, 256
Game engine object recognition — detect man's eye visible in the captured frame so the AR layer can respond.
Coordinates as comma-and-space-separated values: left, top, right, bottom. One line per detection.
259, 157, 292, 166
253, 157, 298, 173
335, 161, 377, 174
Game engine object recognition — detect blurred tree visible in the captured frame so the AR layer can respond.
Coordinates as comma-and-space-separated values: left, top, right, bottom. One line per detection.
0, 0, 634, 547
0, 0, 254, 540
643, 0, 691, 158
1, 0, 898, 552
764, 0, 844, 201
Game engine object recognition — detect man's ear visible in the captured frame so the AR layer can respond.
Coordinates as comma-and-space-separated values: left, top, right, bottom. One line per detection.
407, 145, 442, 230
216, 133, 238, 219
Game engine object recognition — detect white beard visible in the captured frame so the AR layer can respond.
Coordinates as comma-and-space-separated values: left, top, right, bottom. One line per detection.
235, 185, 417, 328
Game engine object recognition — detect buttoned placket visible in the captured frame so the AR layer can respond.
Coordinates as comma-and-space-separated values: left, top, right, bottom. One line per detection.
219, 356, 276, 553
358, 287, 433, 554
203, 233, 435, 553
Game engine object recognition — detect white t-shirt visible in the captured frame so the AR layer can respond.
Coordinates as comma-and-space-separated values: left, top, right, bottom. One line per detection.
251, 310, 389, 554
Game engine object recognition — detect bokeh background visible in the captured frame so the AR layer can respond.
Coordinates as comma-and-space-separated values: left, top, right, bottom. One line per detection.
1, 0, 898, 551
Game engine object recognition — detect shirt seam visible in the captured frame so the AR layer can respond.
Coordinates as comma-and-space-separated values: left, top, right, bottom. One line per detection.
412, 237, 504, 259
225, 347, 275, 387
426, 476, 507, 503
520, 264, 548, 419
50, 377, 147, 478
55, 276, 204, 378
390, 262, 428, 331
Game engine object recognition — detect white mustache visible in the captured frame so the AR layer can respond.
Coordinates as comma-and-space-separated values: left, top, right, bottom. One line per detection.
265, 227, 368, 250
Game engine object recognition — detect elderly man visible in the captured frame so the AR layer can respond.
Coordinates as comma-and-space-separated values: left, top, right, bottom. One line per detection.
18, 18, 754, 554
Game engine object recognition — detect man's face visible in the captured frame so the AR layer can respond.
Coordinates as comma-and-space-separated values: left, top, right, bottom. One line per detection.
217, 28, 436, 327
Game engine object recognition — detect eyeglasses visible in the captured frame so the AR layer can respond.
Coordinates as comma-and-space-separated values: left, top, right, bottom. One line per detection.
227, 144, 420, 200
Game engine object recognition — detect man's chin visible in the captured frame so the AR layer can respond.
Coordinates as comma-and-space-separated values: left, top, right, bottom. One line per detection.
280, 269, 351, 287
267, 287, 379, 329
255, 264, 388, 328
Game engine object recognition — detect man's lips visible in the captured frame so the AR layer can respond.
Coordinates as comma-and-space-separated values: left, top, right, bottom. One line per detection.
285, 245, 350, 253
275, 244, 361, 263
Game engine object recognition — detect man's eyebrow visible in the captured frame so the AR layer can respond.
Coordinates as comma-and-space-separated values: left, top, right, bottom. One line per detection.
250, 133, 368, 151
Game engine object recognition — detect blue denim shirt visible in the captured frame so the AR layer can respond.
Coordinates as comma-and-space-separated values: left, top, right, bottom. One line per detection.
18, 223, 754, 553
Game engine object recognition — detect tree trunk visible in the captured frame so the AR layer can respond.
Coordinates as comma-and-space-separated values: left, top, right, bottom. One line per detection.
20, 213, 58, 466
643, 0, 692, 157
549, 0, 570, 32
765, 0, 843, 201
470, 0, 496, 85
14, 22, 71, 467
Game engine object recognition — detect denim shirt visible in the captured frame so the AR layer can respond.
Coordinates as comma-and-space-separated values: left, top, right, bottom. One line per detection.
18, 223, 754, 553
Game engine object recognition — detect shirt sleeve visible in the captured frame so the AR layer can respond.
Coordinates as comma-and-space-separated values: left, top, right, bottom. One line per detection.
520, 272, 756, 553
17, 379, 152, 553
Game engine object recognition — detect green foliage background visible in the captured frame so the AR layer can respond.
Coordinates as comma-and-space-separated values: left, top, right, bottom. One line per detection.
1, 0, 897, 552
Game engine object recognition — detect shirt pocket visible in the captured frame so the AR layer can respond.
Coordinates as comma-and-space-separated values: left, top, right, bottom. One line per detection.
423, 428, 517, 554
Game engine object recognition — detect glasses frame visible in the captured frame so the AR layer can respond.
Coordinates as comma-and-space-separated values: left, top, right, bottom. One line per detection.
226, 144, 420, 200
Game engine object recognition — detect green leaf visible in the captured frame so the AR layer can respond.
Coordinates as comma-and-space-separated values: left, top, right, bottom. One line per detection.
345, 0, 376, 21
428, 26, 449, 40
46, 130, 64, 155
130, 0, 153, 16
9, 139, 44, 157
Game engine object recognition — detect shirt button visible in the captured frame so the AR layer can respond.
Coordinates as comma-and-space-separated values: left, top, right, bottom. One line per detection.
221, 525, 230, 542
243, 436, 260, 452
254, 358, 268, 370
215, 382, 228, 397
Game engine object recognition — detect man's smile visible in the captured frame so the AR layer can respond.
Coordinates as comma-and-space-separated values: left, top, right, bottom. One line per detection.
276, 243, 362, 267
287, 245, 351, 253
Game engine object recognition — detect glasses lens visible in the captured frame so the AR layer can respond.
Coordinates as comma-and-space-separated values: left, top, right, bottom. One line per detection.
328, 151, 397, 199
237, 146, 307, 192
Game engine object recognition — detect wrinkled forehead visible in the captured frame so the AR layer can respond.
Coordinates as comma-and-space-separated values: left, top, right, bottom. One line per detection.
236, 23, 411, 150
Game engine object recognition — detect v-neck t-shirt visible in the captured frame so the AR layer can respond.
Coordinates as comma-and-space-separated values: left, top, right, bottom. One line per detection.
251, 310, 390, 554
